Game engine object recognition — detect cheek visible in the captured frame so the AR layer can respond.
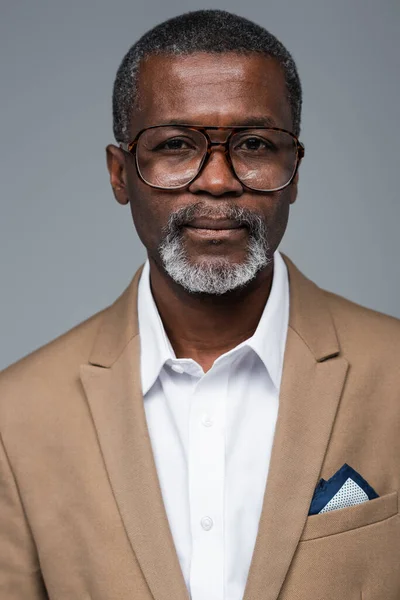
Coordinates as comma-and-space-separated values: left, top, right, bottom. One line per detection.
126, 173, 173, 252
262, 191, 291, 246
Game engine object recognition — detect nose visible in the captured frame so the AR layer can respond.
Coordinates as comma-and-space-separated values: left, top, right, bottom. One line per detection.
188, 148, 243, 197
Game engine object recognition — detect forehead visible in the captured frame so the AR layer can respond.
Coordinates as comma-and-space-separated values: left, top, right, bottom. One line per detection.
132, 53, 292, 133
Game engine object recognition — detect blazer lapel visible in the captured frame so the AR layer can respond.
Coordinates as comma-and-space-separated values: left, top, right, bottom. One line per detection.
80, 265, 190, 600
242, 255, 349, 600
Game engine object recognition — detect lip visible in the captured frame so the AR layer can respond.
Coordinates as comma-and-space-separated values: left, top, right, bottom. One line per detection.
184, 225, 246, 239
185, 218, 243, 230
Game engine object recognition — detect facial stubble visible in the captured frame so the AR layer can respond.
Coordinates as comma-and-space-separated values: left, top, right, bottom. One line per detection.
158, 203, 272, 295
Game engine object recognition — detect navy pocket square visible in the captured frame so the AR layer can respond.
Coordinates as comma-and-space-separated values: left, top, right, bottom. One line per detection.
308, 463, 379, 516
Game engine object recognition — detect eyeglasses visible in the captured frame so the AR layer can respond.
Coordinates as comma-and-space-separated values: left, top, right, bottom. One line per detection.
120, 124, 305, 192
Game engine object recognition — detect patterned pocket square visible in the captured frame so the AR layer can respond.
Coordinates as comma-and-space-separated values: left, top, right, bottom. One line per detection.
308, 463, 379, 515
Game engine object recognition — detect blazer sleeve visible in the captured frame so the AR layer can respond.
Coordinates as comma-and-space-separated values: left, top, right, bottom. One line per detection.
0, 432, 49, 599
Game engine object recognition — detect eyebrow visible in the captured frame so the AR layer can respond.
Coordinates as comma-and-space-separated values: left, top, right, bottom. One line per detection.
155, 116, 279, 128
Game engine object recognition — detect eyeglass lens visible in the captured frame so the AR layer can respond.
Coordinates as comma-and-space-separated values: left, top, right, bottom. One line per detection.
136, 126, 298, 190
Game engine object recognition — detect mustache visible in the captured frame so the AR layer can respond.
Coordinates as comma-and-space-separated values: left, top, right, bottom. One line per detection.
161, 202, 266, 236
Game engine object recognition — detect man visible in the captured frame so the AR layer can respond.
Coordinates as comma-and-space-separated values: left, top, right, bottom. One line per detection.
0, 9, 399, 600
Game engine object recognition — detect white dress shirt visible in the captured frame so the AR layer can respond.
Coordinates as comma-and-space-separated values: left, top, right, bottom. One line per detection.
137, 251, 289, 600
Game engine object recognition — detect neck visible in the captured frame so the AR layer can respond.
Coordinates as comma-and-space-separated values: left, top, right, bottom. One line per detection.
148, 256, 274, 371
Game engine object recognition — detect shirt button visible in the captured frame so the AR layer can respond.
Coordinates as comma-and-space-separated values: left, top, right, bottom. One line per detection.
200, 516, 213, 531
201, 415, 214, 427
171, 364, 184, 374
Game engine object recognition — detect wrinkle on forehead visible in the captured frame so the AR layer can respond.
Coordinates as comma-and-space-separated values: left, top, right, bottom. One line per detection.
134, 53, 292, 132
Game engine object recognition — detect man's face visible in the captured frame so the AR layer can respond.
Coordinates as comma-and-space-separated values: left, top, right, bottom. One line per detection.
107, 53, 300, 295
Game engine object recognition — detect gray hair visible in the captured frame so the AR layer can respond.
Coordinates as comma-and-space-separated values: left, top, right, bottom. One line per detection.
112, 9, 302, 143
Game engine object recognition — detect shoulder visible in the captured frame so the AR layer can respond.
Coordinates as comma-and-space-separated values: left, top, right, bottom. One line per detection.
283, 253, 400, 361
0, 306, 106, 418
323, 288, 400, 360
0, 263, 144, 429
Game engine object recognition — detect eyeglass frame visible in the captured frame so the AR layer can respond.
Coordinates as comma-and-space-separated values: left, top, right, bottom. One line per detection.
119, 124, 305, 193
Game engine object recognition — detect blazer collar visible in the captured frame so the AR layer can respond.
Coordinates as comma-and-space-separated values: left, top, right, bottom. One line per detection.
283, 254, 340, 361
88, 253, 340, 369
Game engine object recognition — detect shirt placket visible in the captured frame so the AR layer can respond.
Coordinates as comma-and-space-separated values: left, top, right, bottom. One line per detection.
188, 369, 227, 600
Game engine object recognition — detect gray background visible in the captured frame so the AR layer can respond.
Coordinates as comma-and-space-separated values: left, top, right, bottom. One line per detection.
1, 0, 399, 370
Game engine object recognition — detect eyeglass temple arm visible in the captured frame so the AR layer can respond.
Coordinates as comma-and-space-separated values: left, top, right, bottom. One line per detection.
119, 141, 139, 152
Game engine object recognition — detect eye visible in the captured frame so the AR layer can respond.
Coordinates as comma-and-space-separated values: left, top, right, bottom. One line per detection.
236, 136, 276, 152
155, 137, 196, 151
242, 137, 264, 150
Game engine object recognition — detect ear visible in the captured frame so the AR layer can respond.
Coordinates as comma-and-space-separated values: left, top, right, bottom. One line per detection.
106, 144, 129, 205
289, 171, 299, 205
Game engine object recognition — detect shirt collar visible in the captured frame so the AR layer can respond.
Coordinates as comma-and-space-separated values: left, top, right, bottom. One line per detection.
246, 250, 289, 390
137, 259, 176, 395
137, 251, 289, 395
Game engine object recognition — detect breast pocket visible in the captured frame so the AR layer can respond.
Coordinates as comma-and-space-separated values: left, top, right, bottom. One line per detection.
300, 490, 398, 541
279, 491, 400, 599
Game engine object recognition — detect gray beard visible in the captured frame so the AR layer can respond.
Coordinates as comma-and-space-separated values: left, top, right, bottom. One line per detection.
158, 204, 272, 295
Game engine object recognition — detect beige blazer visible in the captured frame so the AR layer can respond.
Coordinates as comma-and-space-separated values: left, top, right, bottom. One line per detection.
1, 255, 399, 600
